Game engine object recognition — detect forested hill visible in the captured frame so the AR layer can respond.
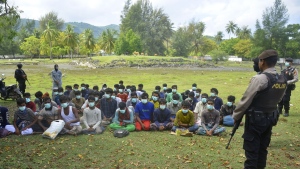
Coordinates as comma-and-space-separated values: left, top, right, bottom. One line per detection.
19, 18, 119, 37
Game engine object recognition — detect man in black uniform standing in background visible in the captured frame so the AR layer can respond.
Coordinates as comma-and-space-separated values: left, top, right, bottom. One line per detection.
232, 50, 286, 169
14, 63, 27, 95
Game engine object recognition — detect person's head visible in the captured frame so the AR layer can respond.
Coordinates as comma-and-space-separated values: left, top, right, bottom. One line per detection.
227, 95, 235, 107
102, 84, 107, 90
17, 98, 26, 111
58, 87, 64, 95
119, 80, 124, 85
130, 92, 138, 103
210, 88, 218, 97
23, 93, 31, 103
88, 91, 95, 97
94, 92, 100, 101
206, 97, 215, 111
188, 92, 195, 99
88, 96, 95, 108
59, 95, 69, 108
152, 91, 159, 101
285, 58, 293, 67
114, 84, 119, 91
81, 83, 86, 90
181, 101, 191, 114
74, 91, 81, 99
195, 89, 201, 97
155, 86, 161, 92
119, 85, 125, 93
85, 84, 90, 89
93, 85, 99, 91
159, 98, 167, 110
35, 91, 43, 99
258, 50, 278, 71
65, 85, 72, 91
54, 64, 58, 70
17, 63, 22, 69
138, 84, 143, 90
141, 92, 149, 104
172, 94, 180, 105
192, 83, 197, 91
73, 84, 79, 91
184, 90, 190, 96
119, 102, 127, 114
201, 93, 208, 104
131, 85, 136, 92
43, 97, 52, 109
171, 85, 177, 93
252, 57, 260, 72
105, 88, 113, 99
111, 91, 118, 99
162, 83, 167, 91
42, 92, 50, 99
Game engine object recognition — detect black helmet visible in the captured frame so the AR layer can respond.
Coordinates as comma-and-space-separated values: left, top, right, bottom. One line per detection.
17, 63, 22, 68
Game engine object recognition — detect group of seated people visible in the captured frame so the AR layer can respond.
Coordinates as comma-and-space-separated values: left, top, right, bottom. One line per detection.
0, 81, 238, 137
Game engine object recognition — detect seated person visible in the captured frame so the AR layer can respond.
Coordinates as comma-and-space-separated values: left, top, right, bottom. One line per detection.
100, 88, 118, 125
80, 83, 88, 98
193, 93, 208, 125
37, 97, 58, 131
220, 95, 236, 126
126, 92, 140, 113
24, 92, 36, 112
58, 95, 82, 135
52, 87, 58, 100
181, 90, 190, 101
196, 98, 225, 136
135, 93, 154, 131
34, 91, 43, 111
190, 83, 197, 95
41, 92, 58, 109
150, 98, 172, 131
64, 85, 72, 96
82, 96, 103, 134
81, 91, 96, 110
13, 98, 38, 135
71, 90, 85, 114
155, 85, 165, 99
69, 83, 79, 99
165, 88, 172, 99
0, 106, 15, 134
171, 101, 199, 133
150, 91, 160, 109
117, 85, 128, 102
195, 88, 202, 102
112, 91, 122, 107
185, 92, 198, 111
166, 94, 182, 123
54, 87, 64, 106
166, 85, 183, 102
110, 102, 135, 132
210, 88, 223, 111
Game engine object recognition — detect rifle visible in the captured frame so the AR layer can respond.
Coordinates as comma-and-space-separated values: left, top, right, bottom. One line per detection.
25, 76, 31, 85
226, 117, 243, 149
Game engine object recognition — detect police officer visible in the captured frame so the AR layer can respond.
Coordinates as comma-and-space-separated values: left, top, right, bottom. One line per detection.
232, 50, 286, 169
278, 58, 298, 117
14, 63, 27, 95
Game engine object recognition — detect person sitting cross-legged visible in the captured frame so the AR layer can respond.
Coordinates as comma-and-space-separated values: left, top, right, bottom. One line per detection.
166, 94, 182, 123
196, 97, 225, 136
109, 102, 135, 132
135, 92, 154, 131
219, 95, 236, 126
171, 101, 199, 133
37, 97, 58, 131
82, 96, 103, 134
100, 88, 118, 126
150, 98, 172, 131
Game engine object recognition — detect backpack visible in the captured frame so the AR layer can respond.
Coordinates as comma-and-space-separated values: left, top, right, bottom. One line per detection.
113, 129, 129, 138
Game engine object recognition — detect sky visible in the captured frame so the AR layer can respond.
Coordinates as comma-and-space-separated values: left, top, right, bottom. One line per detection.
10, 0, 300, 37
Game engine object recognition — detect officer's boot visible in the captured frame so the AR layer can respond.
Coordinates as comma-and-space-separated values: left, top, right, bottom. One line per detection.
283, 110, 289, 117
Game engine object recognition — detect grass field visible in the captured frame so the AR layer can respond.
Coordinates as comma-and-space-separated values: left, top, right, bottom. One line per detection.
0, 57, 300, 168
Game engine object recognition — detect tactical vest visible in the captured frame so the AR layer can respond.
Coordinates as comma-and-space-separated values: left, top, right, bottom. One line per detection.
282, 67, 295, 80
251, 73, 287, 113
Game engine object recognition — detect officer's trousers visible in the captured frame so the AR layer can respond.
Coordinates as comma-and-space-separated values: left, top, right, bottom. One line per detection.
278, 88, 291, 112
18, 81, 26, 95
243, 112, 273, 169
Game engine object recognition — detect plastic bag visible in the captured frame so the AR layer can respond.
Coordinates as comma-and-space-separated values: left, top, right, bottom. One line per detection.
42, 120, 65, 139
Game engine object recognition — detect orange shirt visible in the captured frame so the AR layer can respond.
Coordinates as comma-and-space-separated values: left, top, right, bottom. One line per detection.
117, 93, 128, 102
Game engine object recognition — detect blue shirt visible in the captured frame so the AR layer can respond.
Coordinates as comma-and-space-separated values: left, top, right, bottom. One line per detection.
153, 108, 171, 127
135, 102, 154, 120
214, 97, 223, 111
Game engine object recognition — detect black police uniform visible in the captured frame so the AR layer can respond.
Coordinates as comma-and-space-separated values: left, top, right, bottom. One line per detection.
15, 68, 26, 95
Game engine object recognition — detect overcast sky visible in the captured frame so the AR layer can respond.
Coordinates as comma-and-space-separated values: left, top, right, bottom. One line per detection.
10, 0, 300, 37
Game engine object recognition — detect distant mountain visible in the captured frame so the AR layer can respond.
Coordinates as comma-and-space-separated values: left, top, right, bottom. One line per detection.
19, 18, 119, 37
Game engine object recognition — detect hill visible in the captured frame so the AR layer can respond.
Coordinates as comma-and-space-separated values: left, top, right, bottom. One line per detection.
19, 18, 119, 36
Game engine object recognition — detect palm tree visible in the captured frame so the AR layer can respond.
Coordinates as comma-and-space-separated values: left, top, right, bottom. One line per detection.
237, 26, 252, 39
98, 29, 118, 54
83, 29, 95, 56
42, 22, 59, 60
63, 24, 78, 59
189, 21, 206, 55
215, 31, 224, 43
226, 21, 237, 39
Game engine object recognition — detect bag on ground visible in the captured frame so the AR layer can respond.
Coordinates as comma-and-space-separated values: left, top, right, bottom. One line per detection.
113, 129, 129, 138
42, 120, 65, 139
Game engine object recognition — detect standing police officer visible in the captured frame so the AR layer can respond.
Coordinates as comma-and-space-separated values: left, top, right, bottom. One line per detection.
278, 58, 298, 117
232, 50, 286, 169
14, 63, 27, 95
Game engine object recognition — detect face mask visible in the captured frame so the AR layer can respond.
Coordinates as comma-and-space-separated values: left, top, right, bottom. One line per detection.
74, 89, 79, 91
227, 102, 233, 107
131, 98, 137, 103
19, 106, 26, 111
76, 95, 81, 99
105, 94, 111, 99
172, 100, 179, 104
195, 93, 200, 96
89, 102, 95, 107
61, 103, 69, 108
210, 93, 216, 97
111, 96, 116, 99
207, 105, 214, 110
44, 103, 51, 109
114, 88, 116, 91
141, 99, 147, 104
163, 87, 167, 90
127, 89, 131, 93
120, 109, 126, 114
119, 89, 123, 93
192, 87, 196, 91
187, 97, 192, 101
160, 105, 166, 110
58, 92, 63, 95
285, 62, 290, 67
182, 109, 188, 114
201, 98, 207, 103
53, 92, 58, 95
152, 96, 158, 101
103, 88, 107, 90
95, 97, 99, 101
172, 89, 177, 93
25, 98, 31, 103
81, 87, 86, 90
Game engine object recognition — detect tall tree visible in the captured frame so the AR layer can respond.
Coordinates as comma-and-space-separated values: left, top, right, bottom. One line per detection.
226, 21, 237, 39
63, 24, 78, 59
188, 21, 206, 55
82, 29, 95, 56
98, 29, 118, 54
39, 11, 64, 31
115, 29, 142, 55
19, 36, 40, 59
170, 27, 190, 57
236, 26, 252, 39
215, 31, 224, 43
42, 22, 59, 60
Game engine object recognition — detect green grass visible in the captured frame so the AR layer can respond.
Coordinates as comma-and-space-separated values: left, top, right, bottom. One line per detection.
1, 59, 300, 168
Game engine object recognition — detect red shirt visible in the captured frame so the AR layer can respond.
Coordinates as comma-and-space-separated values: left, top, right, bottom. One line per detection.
117, 93, 128, 102
26, 101, 36, 112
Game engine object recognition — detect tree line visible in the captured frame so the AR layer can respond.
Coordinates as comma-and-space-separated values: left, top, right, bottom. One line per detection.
0, 0, 299, 60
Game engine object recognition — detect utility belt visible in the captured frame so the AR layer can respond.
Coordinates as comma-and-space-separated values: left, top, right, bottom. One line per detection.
247, 109, 278, 126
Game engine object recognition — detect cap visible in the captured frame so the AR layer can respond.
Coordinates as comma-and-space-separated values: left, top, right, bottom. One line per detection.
285, 58, 293, 62
258, 50, 278, 59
